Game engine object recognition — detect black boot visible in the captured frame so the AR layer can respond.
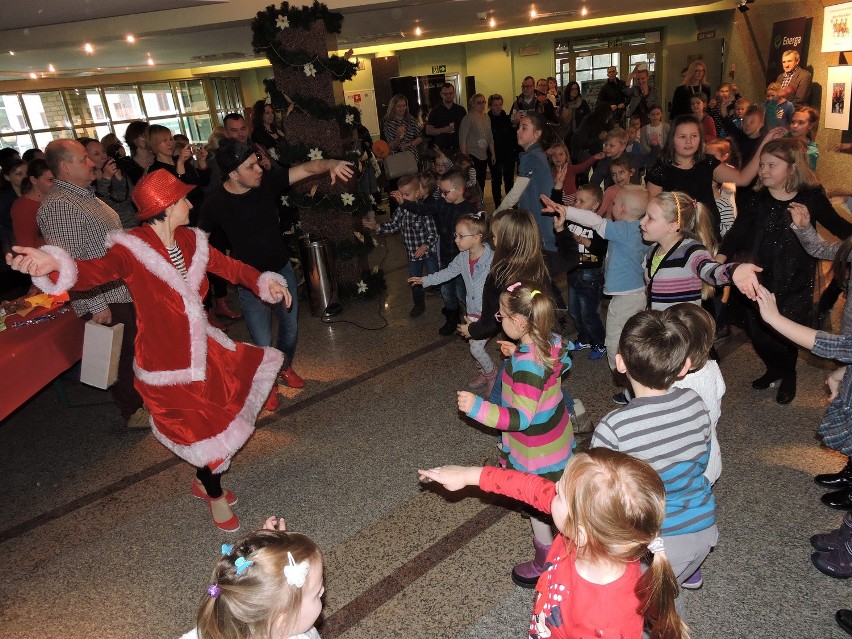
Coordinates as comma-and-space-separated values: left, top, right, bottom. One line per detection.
439, 308, 459, 336
822, 487, 852, 510
776, 373, 796, 404
816, 457, 852, 489
752, 370, 781, 390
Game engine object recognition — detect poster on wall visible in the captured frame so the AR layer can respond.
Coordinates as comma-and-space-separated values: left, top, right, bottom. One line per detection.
825, 66, 852, 129
766, 17, 811, 84
823, 2, 852, 53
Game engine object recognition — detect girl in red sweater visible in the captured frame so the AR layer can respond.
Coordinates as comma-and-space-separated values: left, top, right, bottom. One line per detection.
419, 448, 686, 639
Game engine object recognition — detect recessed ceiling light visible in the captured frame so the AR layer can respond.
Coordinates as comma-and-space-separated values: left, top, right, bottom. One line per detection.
530, 6, 537, 18
581, 6, 588, 16
29, 72, 37, 79
126, 34, 136, 44
414, 25, 422, 36
8, 51, 14, 56
83, 43, 94, 54
489, 17, 496, 28
48, 64, 55, 72
147, 57, 155, 66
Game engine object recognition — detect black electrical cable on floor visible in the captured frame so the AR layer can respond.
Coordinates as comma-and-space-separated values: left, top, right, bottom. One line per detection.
320, 242, 390, 331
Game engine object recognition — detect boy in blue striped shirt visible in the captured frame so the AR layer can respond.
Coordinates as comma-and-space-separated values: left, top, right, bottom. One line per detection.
590, 308, 716, 616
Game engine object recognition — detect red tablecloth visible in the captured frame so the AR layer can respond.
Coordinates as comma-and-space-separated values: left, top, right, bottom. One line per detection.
0, 307, 85, 421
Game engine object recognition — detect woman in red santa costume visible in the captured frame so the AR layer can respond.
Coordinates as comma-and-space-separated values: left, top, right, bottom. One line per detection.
6, 169, 289, 532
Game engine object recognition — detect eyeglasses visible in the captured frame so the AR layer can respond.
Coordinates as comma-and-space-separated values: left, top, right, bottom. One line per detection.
453, 232, 478, 239
440, 187, 458, 196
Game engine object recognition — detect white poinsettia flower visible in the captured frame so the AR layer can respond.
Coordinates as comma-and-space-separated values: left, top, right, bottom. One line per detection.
345, 114, 355, 124
341, 193, 355, 206
357, 280, 368, 294
280, 195, 289, 206
303, 63, 317, 77
368, 195, 375, 204
268, 148, 280, 161
276, 15, 290, 29
372, 237, 379, 247
353, 231, 364, 242
308, 148, 323, 160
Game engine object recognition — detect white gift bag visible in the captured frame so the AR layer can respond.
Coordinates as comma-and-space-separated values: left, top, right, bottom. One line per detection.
80, 321, 124, 389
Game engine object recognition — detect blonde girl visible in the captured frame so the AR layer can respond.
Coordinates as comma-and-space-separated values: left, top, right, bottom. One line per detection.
670, 60, 711, 120
411, 212, 497, 392
457, 282, 573, 588
186, 519, 325, 639
639, 191, 762, 309
419, 448, 687, 639
548, 141, 603, 206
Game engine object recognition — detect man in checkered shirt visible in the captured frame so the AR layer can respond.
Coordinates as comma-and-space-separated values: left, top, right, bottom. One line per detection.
37, 139, 147, 428
776, 49, 812, 107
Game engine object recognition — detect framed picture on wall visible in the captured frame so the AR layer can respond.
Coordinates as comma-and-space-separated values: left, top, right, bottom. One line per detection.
823, 1, 852, 53
825, 66, 852, 130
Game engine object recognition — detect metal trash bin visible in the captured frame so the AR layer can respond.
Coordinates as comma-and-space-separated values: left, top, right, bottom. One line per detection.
299, 235, 342, 318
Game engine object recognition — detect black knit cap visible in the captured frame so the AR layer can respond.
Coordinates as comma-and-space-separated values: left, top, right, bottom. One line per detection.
216, 139, 256, 177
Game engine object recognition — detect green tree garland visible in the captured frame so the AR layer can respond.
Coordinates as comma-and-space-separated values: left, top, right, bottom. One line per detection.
263, 79, 361, 127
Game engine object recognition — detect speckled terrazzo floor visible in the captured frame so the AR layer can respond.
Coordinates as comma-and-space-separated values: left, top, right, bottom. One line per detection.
1, 203, 850, 639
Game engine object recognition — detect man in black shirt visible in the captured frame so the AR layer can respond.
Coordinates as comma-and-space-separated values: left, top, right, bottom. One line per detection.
200, 139, 352, 389
598, 66, 630, 122
426, 83, 466, 152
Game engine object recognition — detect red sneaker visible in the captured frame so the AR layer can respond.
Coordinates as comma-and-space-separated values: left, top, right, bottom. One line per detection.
278, 367, 305, 388
192, 479, 238, 505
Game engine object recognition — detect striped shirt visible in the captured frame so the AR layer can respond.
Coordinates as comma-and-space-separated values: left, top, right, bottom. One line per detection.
37, 179, 131, 316
466, 335, 573, 479
645, 237, 736, 309
591, 387, 715, 536
167, 244, 188, 279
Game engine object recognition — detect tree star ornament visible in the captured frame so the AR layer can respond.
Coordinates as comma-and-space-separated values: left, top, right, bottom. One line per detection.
268, 148, 280, 161
280, 195, 289, 206
303, 62, 317, 77
276, 15, 289, 29
341, 193, 355, 206
345, 114, 355, 125
357, 280, 368, 294
308, 148, 323, 160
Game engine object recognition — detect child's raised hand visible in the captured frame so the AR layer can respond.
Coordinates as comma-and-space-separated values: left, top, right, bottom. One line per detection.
457, 390, 477, 413
390, 190, 403, 204
754, 284, 781, 323
552, 205, 568, 231
732, 263, 763, 300
539, 194, 565, 216
407, 276, 423, 287
788, 202, 811, 229
362, 218, 377, 230
417, 465, 482, 491
496, 340, 517, 357
262, 516, 287, 531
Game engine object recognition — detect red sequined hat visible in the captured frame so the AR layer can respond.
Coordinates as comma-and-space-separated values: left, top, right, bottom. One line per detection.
132, 169, 195, 220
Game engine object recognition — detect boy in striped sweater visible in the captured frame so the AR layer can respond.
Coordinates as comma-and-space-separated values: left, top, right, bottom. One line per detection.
591, 309, 717, 616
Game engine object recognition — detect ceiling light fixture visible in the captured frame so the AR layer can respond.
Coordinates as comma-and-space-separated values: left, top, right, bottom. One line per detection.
147, 56, 155, 66
489, 17, 496, 28
415, 25, 422, 36
736, 0, 755, 12
126, 34, 136, 44
581, 6, 588, 16
531, 7, 587, 20
47, 64, 55, 72
8, 51, 14, 56
83, 43, 95, 54
530, 6, 538, 18
29, 72, 37, 79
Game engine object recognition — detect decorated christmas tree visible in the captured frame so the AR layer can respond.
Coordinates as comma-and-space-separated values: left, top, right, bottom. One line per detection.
251, 2, 385, 298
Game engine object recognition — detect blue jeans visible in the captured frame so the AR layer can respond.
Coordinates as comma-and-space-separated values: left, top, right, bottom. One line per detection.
440, 275, 465, 313
568, 268, 605, 347
409, 254, 438, 302
237, 261, 299, 367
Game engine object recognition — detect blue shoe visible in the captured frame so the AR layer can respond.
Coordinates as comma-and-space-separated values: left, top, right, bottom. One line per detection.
589, 345, 606, 361
568, 341, 590, 352
612, 392, 629, 405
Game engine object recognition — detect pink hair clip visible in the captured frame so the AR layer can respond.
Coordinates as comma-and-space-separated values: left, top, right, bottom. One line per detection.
507, 281, 522, 292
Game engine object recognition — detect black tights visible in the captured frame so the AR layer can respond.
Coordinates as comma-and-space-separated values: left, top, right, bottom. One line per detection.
196, 466, 223, 499
745, 308, 798, 379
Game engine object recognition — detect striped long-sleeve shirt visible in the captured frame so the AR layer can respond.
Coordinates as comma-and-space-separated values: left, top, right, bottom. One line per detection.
591, 387, 715, 536
645, 237, 736, 309
466, 335, 573, 479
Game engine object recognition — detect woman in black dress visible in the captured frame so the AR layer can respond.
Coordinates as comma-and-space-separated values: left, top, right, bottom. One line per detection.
670, 60, 712, 120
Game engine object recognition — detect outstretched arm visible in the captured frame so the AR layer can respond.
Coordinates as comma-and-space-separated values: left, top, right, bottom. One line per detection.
289, 159, 354, 186
755, 285, 817, 350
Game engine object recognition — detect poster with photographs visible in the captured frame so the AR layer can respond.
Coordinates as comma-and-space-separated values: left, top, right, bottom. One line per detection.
823, 2, 852, 52
826, 66, 852, 129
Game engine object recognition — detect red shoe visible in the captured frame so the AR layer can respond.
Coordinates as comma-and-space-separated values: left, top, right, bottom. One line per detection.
207, 308, 226, 331
278, 367, 305, 388
208, 496, 240, 533
192, 479, 238, 506
264, 386, 281, 411
214, 296, 242, 319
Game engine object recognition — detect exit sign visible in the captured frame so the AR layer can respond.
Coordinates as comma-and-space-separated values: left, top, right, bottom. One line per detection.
432, 65, 447, 73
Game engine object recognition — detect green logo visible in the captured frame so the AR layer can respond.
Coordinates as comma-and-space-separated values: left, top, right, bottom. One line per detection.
774, 34, 782, 49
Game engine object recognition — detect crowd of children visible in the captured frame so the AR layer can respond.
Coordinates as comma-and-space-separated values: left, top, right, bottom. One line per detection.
167, 71, 852, 639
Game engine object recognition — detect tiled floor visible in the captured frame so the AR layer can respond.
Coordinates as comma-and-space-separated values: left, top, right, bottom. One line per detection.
1, 223, 850, 638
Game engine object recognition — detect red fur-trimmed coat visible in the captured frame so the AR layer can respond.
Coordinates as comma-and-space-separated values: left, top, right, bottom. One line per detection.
35, 224, 285, 471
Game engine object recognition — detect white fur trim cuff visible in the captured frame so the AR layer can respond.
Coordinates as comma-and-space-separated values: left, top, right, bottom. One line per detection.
32, 245, 78, 294
257, 271, 287, 304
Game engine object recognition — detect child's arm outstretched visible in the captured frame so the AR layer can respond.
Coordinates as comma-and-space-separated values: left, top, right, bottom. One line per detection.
541, 194, 607, 235
755, 285, 817, 350
494, 176, 531, 212
419, 465, 555, 514
410, 250, 464, 287
789, 202, 845, 261
457, 362, 547, 432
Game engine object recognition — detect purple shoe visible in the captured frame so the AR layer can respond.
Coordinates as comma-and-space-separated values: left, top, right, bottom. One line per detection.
681, 568, 703, 589
511, 538, 551, 588
812, 542, 852, 579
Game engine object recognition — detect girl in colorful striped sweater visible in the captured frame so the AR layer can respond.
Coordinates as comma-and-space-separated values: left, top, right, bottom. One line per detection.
457, 281, 573, 588
639, 191, 762, 309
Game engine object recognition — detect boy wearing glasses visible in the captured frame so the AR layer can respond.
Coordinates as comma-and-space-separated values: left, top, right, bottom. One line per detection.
363, 174, 437, 318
